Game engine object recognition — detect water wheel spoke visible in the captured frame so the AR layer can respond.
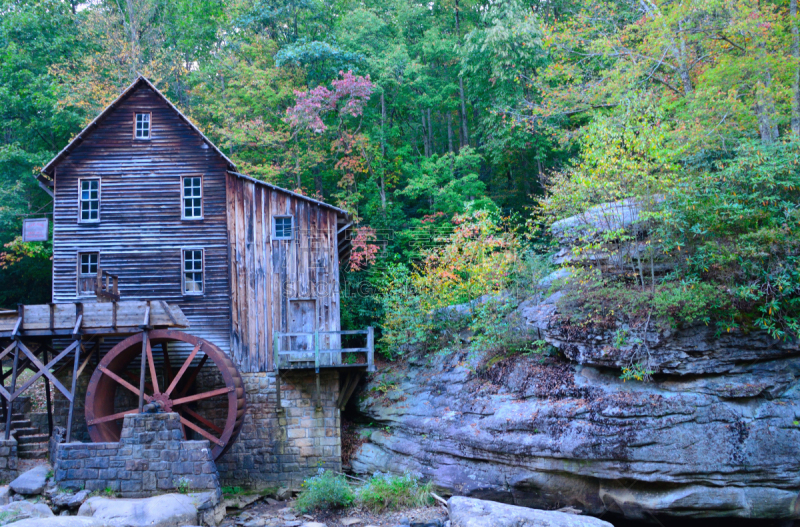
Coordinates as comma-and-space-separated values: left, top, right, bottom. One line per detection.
162, 342, 173, 385
146, 338, 160, 395
165, 342, 202, 397
172, 386, 233, 406
181, 406, 224, 435
179, 415, 223, 446
88, 408, 139, 426
99, 365, 152, 402
124, 371, 153, 393
177, 355, 208, 398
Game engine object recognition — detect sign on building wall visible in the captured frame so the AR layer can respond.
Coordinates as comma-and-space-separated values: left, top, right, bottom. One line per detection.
22, 218, 49, 242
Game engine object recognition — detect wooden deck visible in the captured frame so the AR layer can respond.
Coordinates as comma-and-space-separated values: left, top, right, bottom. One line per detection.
0, 300, 189, 339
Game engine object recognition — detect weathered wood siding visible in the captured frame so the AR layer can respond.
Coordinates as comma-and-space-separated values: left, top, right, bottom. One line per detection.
226, 173, 342, 373
52, 86, 231, 354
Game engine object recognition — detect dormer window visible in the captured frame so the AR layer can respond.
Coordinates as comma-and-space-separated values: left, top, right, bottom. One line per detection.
135, 113, 150, 139
273, 216, 293, 240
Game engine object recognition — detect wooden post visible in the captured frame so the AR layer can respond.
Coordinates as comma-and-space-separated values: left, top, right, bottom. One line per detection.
274, 332, 282, 412
44, 345, 53, 436
5, 342, 19, 440
65, 334, 81, 443
314, 331, 321, 410
367, 326, 375, 372
139, 330, 148, 412
139, 302, 151, 412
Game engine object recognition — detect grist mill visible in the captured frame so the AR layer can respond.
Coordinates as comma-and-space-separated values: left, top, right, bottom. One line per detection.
0, 76, 374, 490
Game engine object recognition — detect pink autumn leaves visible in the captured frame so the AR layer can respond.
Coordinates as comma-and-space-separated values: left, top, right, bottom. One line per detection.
286, 71, 373, 134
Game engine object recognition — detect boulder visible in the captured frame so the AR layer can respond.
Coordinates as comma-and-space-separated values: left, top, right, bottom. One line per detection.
53, 489, 93, 510
448, 497, 612, 527
0, 486, 10, 506
78, 494, 198, 527
350, 332, 800, 521
9, 465, 51, 495
0, 499, 55, 525
7, 518, 109, 527
550, 197, 658, 243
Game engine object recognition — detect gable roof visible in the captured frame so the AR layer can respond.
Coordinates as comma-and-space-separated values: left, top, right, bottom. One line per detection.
41, 76, 236, 177
38, 76, 350, 219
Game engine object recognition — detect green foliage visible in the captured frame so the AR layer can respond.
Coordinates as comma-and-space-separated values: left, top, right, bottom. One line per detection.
294, 469, 355, 513
356, 472, 433, 512
175, 477, 191, 495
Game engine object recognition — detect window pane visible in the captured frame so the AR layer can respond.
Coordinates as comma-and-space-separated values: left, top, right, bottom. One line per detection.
275, 217, 292, 239
183, 178, 202, 218
183, 250, 203, 293
80, 180, 99, 221
135, 114, 150, 139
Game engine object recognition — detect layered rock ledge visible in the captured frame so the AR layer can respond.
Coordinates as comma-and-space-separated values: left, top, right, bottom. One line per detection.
350, 322, 800, 521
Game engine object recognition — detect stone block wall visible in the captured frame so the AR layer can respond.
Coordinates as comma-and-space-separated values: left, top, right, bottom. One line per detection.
215, 370, 341, 489
50, 336, 344, 490
54, 413, 219, 497
0, 437, 17, 483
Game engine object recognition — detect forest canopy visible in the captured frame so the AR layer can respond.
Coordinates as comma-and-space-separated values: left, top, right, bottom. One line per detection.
1, 0, 799, 355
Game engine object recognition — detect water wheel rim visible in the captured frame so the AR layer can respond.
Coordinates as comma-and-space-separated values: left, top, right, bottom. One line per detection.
85, 329, 245, 459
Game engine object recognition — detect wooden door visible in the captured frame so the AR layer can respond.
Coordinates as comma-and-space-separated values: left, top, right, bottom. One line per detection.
289, 299, 315, 351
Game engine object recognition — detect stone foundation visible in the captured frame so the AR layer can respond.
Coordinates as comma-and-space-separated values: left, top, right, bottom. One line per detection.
215, 370, 341, 489
51, 339, 344, 489
54, 412, 220, 497
0, 437, 17, 483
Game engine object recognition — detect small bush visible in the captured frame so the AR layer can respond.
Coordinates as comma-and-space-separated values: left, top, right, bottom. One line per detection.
356, 472, 433, 512
294, 469, 354, 513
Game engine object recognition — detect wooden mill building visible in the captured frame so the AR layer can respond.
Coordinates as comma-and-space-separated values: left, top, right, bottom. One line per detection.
24, 76, 372, 487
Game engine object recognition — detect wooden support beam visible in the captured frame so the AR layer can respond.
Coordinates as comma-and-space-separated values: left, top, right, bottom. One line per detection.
337, 372, 362, 411
66, 335, 81, 443
315, 372, 322, 410
138, 330, 148, 412
15, 340, 73, 401
4, 343, 19, 440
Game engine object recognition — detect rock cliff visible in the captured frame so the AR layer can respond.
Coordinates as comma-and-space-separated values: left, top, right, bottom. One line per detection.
350, 301, 800, 522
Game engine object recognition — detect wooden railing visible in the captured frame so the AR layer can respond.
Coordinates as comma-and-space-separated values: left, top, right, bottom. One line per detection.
96, 269, 120, 301
273, 328, 375, 373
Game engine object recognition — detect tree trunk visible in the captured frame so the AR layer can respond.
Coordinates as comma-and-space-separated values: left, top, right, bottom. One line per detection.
427, 108, 434, 155
421, 110, 430, 157
792, 0, 800, 136
124, 0, 141, 77
459, 78, 469, 147
314, 167, 323, 198
380, 91, 387, 157
677, 21, 693, 96
756, 42, 779, 144
447, 113, 454, 154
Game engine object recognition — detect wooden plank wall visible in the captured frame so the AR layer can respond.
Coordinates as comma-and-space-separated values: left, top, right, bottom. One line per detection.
226, 173, 342, 373
51, 86, 232, 354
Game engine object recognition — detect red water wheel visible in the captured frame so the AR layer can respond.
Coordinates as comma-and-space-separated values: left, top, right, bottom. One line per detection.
85, 330, 246, 459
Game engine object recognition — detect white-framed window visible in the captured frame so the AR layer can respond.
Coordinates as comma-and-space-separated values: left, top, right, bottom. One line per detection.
135, 112, 151, 139
78, 252, 98, 296
182, 249, 204, 295
79, 179, 100, 222
273, 216, 293, 240
182, 176, 203, 219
